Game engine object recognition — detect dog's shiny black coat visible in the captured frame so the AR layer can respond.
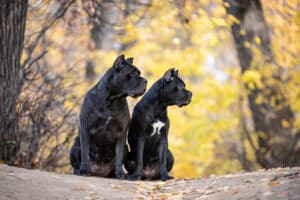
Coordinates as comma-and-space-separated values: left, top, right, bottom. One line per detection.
69, 55, 147, 179
125, 68, 192, 181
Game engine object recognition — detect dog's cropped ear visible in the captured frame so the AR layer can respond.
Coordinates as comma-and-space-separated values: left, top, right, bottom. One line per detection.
113, 54, 125, 69
163, 68, 175, 82
174, 69, 179, 76
125, 57, 134, 64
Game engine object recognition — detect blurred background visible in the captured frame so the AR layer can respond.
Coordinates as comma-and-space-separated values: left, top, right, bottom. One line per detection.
0, 0, 299, 178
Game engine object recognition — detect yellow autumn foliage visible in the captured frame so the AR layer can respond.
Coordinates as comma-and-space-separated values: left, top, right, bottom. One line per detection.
24, 0, 300, 178
242, 70, 264, 90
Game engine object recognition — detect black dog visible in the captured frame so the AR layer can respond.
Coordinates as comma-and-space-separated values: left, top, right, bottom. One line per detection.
125, 68, 192, 181
69, 55, 147, 179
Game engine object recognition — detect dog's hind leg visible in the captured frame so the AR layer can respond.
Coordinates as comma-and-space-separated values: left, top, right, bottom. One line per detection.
124, 146, 137, 176
147, 150, 174, 180
166, 149, 174, 172
70, 136, 81, 174
124, 159, 136, 175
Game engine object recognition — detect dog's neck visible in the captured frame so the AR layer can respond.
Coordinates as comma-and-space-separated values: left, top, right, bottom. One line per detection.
143, 80, 169, 108
91, 79, 127, 116
139, 80, 168, 120
95, 69, 127, 102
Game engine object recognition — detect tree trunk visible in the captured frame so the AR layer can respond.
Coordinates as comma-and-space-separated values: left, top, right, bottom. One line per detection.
224, 0, 299, 168
0, 1, 28, 164
85, 0, 122, 80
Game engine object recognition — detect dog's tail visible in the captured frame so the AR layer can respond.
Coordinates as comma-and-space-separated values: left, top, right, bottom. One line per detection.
124, 159, 136, 175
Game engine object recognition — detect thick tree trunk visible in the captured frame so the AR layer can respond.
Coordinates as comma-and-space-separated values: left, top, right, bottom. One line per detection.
224, 0, 299, 168
0, 1, 28, 164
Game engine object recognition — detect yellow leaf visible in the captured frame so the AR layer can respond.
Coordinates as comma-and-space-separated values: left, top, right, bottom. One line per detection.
269, 180, 280, 186
223, 2, 230, 8
254, 36, 261, 44
242, 70, 263, 89
240, 29, 246, 36
243, 41, 251, 48
281, 120, 290, 128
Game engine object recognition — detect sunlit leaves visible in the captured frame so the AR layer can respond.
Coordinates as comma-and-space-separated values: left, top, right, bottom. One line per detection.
24, 0, 300, 176
242, 70, 263, 90
114, 0, 242, 178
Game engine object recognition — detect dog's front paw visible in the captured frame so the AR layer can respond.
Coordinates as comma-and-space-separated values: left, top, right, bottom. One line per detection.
115, 171, 126, 180
160, 169, 172, 181
79, 162, 92, 176
73, 169, 80, 175
126, 172, 142, 180
166, 175, 174, 180
161, 175, 171, 181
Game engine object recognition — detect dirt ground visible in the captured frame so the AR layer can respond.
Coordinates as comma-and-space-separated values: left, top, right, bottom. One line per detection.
0, 164, 299, 200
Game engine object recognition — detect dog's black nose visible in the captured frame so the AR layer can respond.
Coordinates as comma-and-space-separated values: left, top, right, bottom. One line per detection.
188, 91, 192, 98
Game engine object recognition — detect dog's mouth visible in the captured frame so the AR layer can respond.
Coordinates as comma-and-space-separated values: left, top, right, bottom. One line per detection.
177, 96, 192, 107
128, 80, 147, 98
128, 87, 146, 98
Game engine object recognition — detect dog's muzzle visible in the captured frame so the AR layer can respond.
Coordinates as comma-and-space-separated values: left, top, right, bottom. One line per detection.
178, 91, 192, 107
128, 78, 147, 97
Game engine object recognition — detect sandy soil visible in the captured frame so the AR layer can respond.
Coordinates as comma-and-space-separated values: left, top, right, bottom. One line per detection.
0, 164, 299, 200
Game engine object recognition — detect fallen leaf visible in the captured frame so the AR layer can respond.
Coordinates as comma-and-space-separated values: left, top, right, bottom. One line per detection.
153, 184, 162, 190
218, 186, 229, 191
268, 180, 279, 186
204, 189, 216, 195
7, 172, 16, 177
209, 174, 216, 178
196, 194, 209, 200
262, 191, 273, 196
158, 193, 170, 200
74, 185, 88, 191
182, 189, 192, 194
206, 185, 214, 189
244, 178, 255, 183
110, 183, 127, 190
259, 178, 269, 182
232, 189, 239, 194
151, 191, 155, 199
7, 172, 24, 181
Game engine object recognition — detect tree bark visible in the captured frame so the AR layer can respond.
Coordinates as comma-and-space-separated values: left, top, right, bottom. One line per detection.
224, 0, 299, 168
0, 0, 28, 164
85, 0, 122, 80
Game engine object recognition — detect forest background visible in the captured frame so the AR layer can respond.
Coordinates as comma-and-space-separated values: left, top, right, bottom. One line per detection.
0, 0, 299, 178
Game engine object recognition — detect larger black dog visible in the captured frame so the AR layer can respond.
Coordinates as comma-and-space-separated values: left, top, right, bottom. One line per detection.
125, 68, 192, 181
69, 55, 147, 179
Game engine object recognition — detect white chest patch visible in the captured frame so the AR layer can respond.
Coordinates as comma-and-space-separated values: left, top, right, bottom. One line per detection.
150, 120, 165, 137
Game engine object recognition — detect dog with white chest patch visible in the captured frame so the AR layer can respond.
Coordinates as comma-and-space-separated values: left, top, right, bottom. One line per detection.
125, 68, 192, 181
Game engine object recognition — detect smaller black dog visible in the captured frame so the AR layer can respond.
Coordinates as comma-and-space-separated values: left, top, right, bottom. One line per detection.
125, 68, 192, 181
69, 55, 147, 179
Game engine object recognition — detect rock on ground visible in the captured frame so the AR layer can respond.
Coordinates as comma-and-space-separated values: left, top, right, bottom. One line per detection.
0, 164, 299, 200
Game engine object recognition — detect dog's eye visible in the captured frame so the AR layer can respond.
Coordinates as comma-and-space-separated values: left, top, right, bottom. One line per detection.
127, 75, 132, 80
177, 84, 184, 89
